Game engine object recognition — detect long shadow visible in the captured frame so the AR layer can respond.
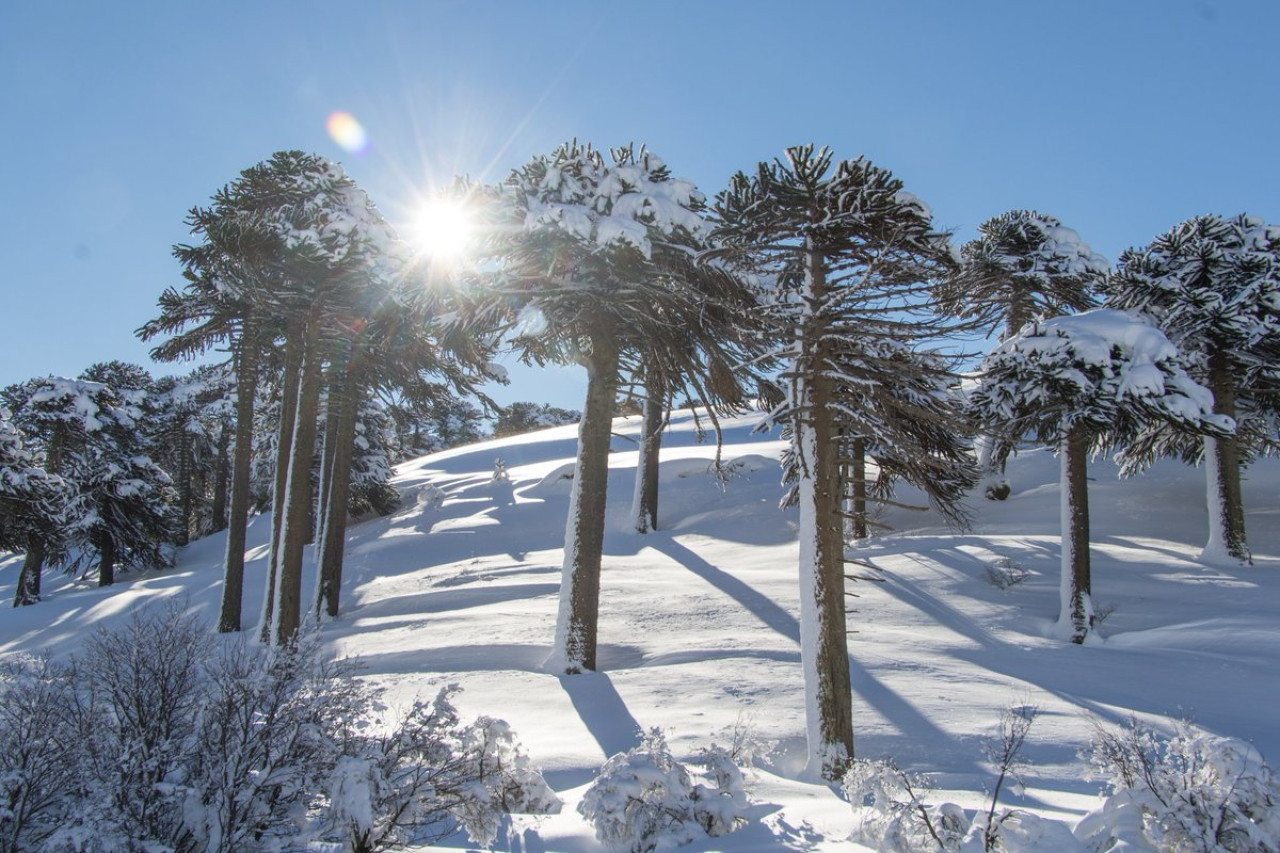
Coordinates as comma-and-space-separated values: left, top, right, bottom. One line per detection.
648, 535, 800, 645
349, 581, 559, 620
552, 671, 644, 788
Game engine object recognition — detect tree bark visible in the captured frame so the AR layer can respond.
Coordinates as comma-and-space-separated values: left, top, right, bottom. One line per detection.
1206, 348, 1250, 563
13, 538, 44, 607
315, 369, 361, 620
850, 437, 868, 540
261, 321, 303, 642
97, 532, 116, 587
175, 426, 193, 547
1061, 426, 1093, 644
220, 331, 259, 633
275, 313, 324, 646
798, 240, 854, 780
550, 334, 620, 673
210, 420, 230, 534
631, 369, 664, 534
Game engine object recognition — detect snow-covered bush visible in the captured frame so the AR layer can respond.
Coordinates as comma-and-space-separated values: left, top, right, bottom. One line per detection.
844, 758, 969, 852
0, 656, 78, 853
319, 687, 560, 852
579, 729, 748, 852
1077, 722, 1280, 853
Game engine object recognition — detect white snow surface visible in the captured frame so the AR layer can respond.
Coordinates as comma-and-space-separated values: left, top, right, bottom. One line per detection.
3, 409, 1280, 851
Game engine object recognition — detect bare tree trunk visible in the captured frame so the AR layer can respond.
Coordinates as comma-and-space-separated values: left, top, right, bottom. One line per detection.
631, 369, 664, 534
275, 313, 324, 646
1206, 349, 1250, 564
220, 333, 259, 633
850, 436, 868, 541
1060, 427, 1093, 644
261, 319, 303, 642
13, 538, 44, 607
175, 427, 193, 547
798, 241, 854, 781
97, 533, 116, 588
315, 370, 361, 620
550, 335, 620, 673
210, 421, 230, 534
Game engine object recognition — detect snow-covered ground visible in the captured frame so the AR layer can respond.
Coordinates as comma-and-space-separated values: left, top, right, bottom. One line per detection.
2, 410, 1278, 851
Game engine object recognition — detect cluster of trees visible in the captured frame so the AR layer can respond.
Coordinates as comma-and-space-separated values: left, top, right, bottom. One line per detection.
3, 140, 1276, 788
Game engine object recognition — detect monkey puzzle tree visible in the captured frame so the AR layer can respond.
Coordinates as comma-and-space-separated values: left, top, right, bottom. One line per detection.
939, 210, 1108, 499
967, 309, 1230, 643
0, 408, 69, 606
1105, 214, 1280, 564
487, 141, 752, 674
711, 145, 957, 780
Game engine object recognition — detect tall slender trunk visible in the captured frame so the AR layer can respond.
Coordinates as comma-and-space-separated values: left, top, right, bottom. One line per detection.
210, 421, 230, 534
849, 437, 868, 541
97, 532, 116, 587
274, 313, 324, 646
1205, 349, 1249, 563
13, 538, 45, 607
261, 321, 303, 642
1060, 427, 1093, 644
316, 367, 361, 620
220, 332, 260, 633
175, 427, 193, 547
798, 240, 854, 781
631, 369, 664, 534
549, 333, 619, 673
315, 371, 344, 548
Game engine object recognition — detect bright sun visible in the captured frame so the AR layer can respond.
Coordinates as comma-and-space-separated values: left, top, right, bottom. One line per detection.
406, 198, 474, 263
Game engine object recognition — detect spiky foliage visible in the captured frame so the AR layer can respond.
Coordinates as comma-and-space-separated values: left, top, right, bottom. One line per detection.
940, 210, 1107, 340
711, 144, 960, 780
1105, 214, 1280, 564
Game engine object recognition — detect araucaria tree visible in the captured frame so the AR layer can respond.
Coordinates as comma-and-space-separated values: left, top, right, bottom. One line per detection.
712, 145, 959, 780
0, 408, 69, 606
1105, 214, 1280, 564
488, 142, 749, 674
966, 309, 1230, 644
939, 210, 1108, 499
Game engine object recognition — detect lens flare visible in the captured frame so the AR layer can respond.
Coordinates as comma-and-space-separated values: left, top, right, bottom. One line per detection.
406, 198, 474, 263
326, 111, 369, 155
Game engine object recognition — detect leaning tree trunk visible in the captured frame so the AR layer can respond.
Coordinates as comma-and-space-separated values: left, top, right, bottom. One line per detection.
1060, 426, 1093, 644
549, 333, 620, 673
220, 332, 260, 633
797, 241, 854, 781
630, 369, 665, 534
1204, 349, 1249, 564
315, 366, 362, 620
274, 313, 324, 646
261, 321, 303, 642
97, 531, 116, 588
13, 538, 45, 607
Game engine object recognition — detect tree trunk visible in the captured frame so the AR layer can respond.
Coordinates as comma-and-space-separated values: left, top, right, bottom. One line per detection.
13, 538, 45, 607
97, 532, 116, 587
175, 426, 193, 547
549, 334, 620, 673
274, 313, 324, 646
261, 322, 303, 642
210, 420, 230, 534
315, 370, 344, 549
849, 437, 868, 541
631, 370, 664, 534
220, 332, 259, 634
315, 370, 361, 620
798, 240, 854, 780
1060, 427, 1093, 644
1204, 349, 1250, 564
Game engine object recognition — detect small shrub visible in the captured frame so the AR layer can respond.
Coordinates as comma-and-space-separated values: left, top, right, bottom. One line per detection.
984, 558, 1029, 591
1077, 720, 1280, 853
579, 728, 748, 853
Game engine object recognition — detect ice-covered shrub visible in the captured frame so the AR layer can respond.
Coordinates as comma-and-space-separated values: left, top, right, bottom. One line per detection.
579, 729, 748, 852
1077, 721, 1280, 853
844, 758, 969, 852
0, 656, 78, 853
319, 687, 561, 852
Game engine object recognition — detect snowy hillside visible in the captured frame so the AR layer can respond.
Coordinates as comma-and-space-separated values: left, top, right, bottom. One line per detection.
3, 409, 1279, 851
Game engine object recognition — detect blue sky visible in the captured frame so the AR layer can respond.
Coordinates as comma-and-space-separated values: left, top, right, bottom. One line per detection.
2, 1, 1277, 410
